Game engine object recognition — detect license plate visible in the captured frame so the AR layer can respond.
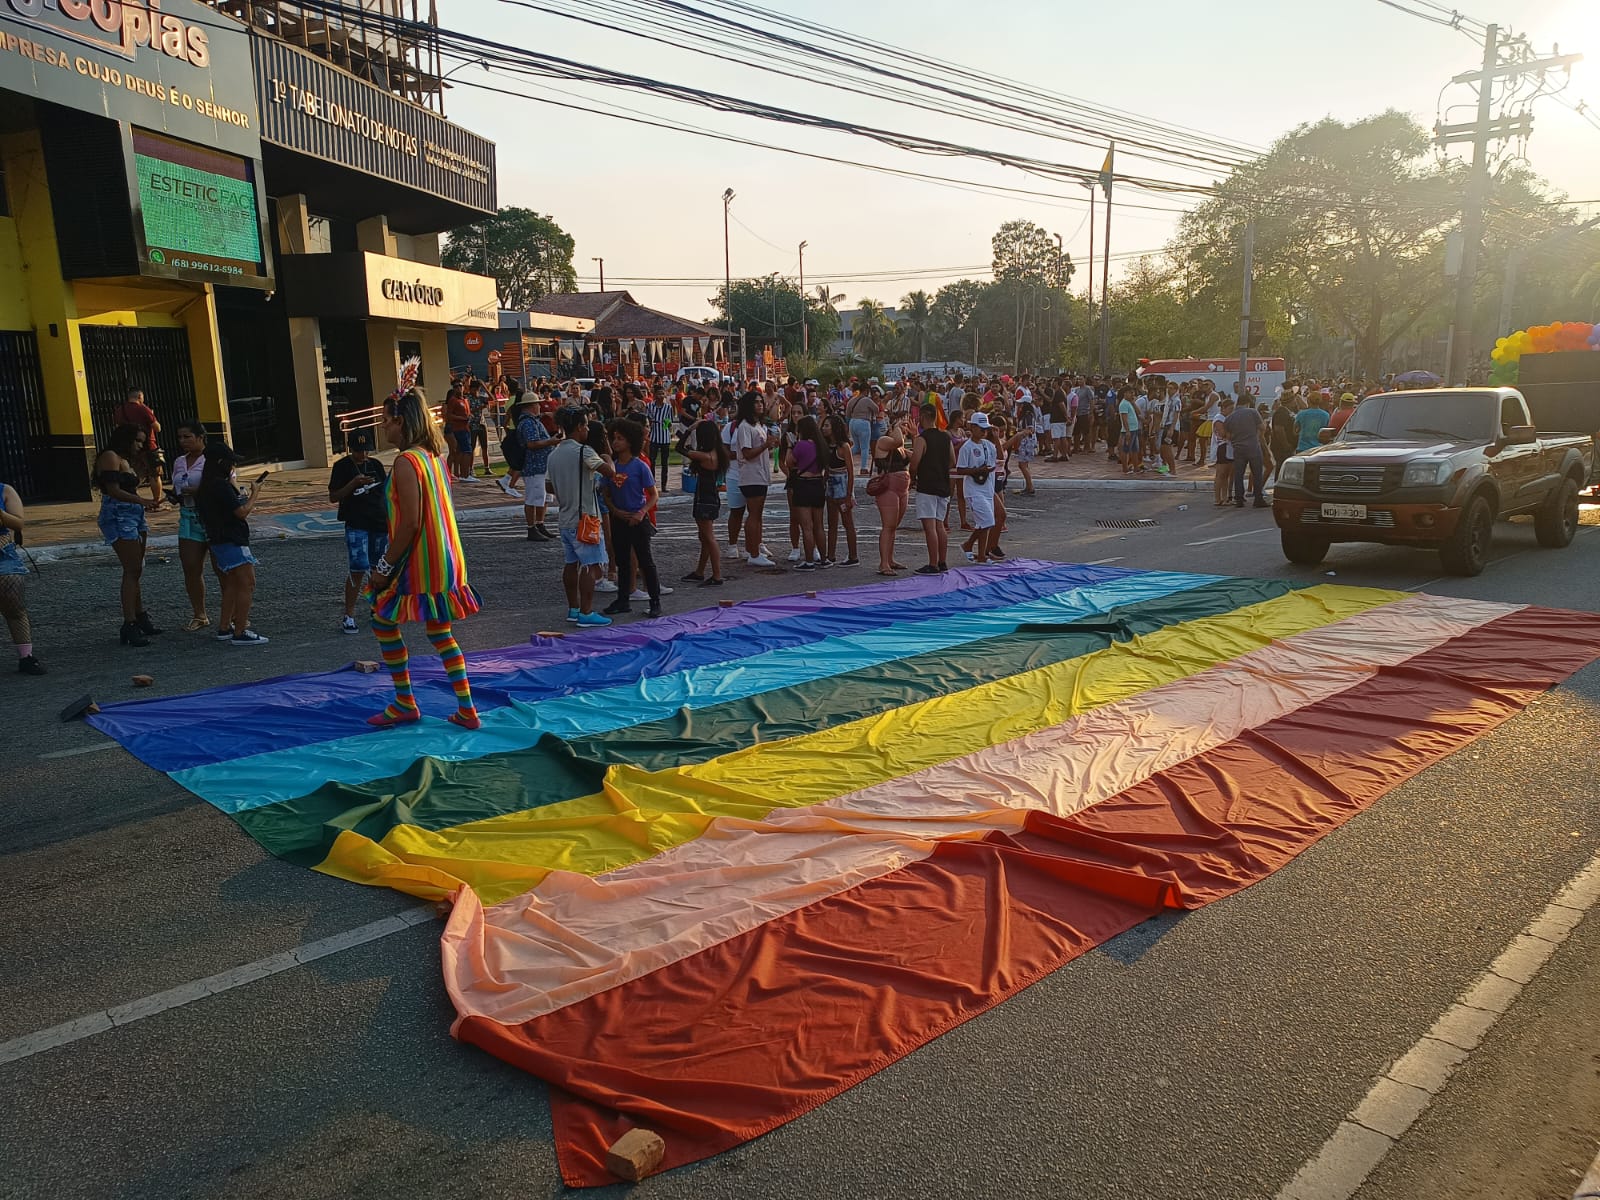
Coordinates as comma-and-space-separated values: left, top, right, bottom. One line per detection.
1321, 503, 1367, 521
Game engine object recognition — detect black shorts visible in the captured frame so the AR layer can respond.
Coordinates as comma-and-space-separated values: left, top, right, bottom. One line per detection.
792, 476, 826, 509
739, 483, 769, 500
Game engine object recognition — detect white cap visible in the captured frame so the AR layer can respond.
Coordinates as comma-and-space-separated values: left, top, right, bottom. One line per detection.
968, 411, 991, 428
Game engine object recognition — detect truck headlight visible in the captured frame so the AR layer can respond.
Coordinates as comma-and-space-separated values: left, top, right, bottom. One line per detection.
1277, 458, 1305, 486
1402, 460, 1450, 487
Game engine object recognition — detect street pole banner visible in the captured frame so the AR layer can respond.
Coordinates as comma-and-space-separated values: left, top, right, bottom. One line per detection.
86, 563, 1600, 1186
1146, 357, 1287, 399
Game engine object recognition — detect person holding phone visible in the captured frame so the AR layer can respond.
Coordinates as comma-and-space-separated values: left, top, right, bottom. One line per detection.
328, 429, 388, 633
196, 442, 268, 645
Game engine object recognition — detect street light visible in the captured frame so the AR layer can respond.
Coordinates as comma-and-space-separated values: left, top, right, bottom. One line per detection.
591, 256, 605, 292
722, 189, 735, 368
798, 240, 809, 356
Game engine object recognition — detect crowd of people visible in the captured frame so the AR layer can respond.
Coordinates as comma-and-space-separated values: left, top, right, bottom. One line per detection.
0, 367, 1400, 708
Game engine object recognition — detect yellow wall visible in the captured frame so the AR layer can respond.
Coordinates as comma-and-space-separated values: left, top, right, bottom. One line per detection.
0, 126, 228, 457
0, 216, 29, 329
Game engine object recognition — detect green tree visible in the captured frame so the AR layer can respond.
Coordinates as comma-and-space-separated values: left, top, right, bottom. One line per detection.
850, 299, 899, 361
929, 279, 986, 359
992, 218, 1071, 285
709, 277, 837, 358
899, 289, 932, 360
1175, 113, 1462, 377
441, 207, 576, 310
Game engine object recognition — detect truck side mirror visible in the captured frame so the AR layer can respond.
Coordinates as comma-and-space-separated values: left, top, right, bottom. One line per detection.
1506, 424, 1537, 445
1318, 427, 1335, 444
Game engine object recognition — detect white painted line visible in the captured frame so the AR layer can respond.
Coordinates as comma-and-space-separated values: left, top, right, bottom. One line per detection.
1184, 526, 1276, 547
0, 904, 435, 1068
1276, 850, 1600, 1200
1083, 556, 1125, 565
37, 741, 120, 760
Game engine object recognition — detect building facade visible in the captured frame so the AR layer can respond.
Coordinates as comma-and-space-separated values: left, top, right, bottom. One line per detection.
0, 0, 497, 499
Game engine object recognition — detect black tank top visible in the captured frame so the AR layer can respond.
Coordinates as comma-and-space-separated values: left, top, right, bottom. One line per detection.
915, 428, 952, 497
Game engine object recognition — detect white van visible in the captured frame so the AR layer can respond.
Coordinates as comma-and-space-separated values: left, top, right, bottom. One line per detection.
675, 365, 724, 388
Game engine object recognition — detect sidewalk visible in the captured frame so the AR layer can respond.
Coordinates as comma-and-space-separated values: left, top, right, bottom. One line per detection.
21, 445, 1219, 558
21, 451, 519, 555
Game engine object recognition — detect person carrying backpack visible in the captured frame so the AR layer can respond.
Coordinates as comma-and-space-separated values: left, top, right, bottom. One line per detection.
508, 393, 560, 541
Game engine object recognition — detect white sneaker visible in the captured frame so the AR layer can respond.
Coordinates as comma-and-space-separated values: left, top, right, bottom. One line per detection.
787, 547, 803, 563
726, 542, 741, 557
759, 544, 773, 559
230, 629, 270, 646
658, 585, 674, 595
595, 578, 619, 593
964, 550, 977, 562
747, 554, 776, 568
496, 476, 516, 497
340, 615, 359, 634
630, 588, 649, 601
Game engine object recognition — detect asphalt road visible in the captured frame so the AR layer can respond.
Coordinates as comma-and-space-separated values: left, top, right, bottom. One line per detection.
2, 487, 1597, 1200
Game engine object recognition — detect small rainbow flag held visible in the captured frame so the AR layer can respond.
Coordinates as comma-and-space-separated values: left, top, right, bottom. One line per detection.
89, 562, 1600, 1185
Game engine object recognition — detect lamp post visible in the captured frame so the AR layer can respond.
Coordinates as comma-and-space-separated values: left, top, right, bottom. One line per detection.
591, 256, 604, 292
798, 240, 808, 356
722, 188, 735, 371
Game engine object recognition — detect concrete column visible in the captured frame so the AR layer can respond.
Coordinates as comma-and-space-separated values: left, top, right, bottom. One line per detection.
412, 232, 442, 267
367, 319, 399, 398
183, 284, 231, 438
356, 215, 396, 258
275, 193, 312, 257
288, 316, 332, 468
420, 326, 449, 400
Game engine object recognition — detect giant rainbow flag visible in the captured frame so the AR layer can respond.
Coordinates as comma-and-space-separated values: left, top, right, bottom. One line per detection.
90, 560, 1600, 1185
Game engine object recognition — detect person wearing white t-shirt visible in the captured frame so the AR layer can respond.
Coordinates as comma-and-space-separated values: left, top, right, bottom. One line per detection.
956, 410, 1000, 563
733, 390, 780, 567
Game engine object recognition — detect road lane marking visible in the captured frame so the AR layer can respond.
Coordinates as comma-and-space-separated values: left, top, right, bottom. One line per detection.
1084, 557, 1125, 565
0, 905, 436, 1068
1185, 527, 1277, 547
37, 742, 119, 760
1276, 850, 1600, 1200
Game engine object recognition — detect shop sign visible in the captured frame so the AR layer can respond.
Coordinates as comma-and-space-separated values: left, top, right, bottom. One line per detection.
363, 253, 496, 328
463, 330, 483, 352
0, 0, 260, 156
254, 37, 495, 215
132, 126, 270, 286
1145, 358, 1287, 399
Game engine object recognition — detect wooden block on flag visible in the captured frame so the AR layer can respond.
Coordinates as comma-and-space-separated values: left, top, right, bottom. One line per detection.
131, 675, 155, 688
534, 630, 567, 639
605, 1128, 665, 1181
353, 660, 381, 674
718, 599, 734, 608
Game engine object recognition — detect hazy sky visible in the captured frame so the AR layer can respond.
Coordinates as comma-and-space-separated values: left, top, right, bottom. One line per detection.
442, 0, 1600, 320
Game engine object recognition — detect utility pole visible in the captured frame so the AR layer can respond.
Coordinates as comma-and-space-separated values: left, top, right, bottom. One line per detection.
798, 241, 808, 356
1237, 218, 1256, 400
722, 189, 735, 370
1098, 143, 1114, 373
1053, 232, 1063, 369
591, 256, 604, 292
1439, 26, 1581, 385
1082, 182, 1095, 335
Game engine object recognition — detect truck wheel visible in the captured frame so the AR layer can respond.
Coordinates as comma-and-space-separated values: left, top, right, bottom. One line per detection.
1534, 476, 1580, 548
1438, 494, 1493, 576
1281, 530, 1330, 566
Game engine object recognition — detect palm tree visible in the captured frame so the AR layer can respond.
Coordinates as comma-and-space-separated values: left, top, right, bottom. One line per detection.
851, 299, 897, 361
814, 285, 847, 316
1578, 264, 1600, 310
900, 290, 932, 360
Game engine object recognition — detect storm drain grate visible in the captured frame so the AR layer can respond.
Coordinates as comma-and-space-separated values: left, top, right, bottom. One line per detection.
1095, 518, 1160, 530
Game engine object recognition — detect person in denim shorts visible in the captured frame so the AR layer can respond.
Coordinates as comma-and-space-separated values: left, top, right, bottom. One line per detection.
328, 429, 389, 634
95, 424, 163, 646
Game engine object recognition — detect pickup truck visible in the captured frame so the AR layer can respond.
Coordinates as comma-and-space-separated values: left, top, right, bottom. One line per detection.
1270, 387, 1593, 576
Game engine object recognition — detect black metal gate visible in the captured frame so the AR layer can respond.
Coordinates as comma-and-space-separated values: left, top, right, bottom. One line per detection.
0, 331, 51, 501
81, 325, 201, 468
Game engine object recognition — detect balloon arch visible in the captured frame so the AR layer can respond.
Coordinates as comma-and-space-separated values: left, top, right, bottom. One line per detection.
1490, 321, 1600, 384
